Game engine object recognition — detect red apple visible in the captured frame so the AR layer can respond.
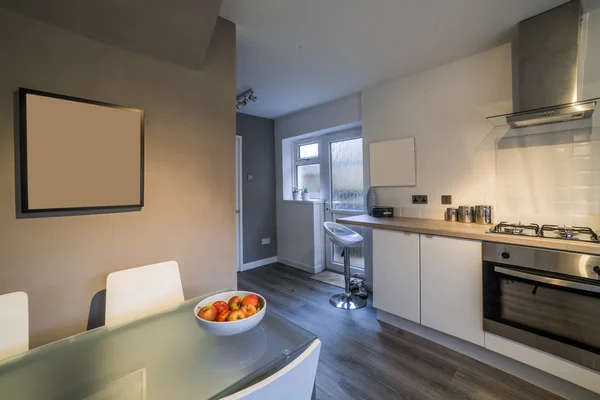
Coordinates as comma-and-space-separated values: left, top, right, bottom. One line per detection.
240, 304, 257, 317
213, 301, 229, 314
226, 309, 246, 321
197, 305, 218, 321
216, 310, 230, 322
228, 296, 243, 311
241, 295, 259, 308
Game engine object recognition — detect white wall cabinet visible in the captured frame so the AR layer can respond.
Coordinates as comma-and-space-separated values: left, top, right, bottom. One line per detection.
420, 235, 484, 346
372, 229, 420, 323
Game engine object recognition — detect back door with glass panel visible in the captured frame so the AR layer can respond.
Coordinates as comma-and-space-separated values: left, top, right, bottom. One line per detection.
324, 131, 364, 274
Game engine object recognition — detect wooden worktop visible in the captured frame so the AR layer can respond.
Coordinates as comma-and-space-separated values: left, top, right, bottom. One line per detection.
337, 215, 600, 255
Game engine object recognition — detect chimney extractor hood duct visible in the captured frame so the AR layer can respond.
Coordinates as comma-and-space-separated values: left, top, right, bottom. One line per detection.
487, 0, 598, 128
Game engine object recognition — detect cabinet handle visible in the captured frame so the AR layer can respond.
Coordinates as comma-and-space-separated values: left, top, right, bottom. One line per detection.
424, 235, 434, 239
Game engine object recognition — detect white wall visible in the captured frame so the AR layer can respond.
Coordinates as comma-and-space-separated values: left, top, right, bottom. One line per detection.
362, 43, 512, 219
275, 94, 361, 141
362, 8, 600, 226
276, 201, 325, 274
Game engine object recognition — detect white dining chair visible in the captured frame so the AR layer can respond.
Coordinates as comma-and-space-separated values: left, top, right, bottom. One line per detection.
0, 291, 29, 360
105, 261, 184, 326
222, 339, 321, 400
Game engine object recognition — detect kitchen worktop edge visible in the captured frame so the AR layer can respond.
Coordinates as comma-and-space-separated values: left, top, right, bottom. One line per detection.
337, 215, 600, 255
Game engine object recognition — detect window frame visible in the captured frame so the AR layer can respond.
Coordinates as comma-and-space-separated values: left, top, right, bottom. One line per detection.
293, 139, 321, 199
296, 140, 320, 164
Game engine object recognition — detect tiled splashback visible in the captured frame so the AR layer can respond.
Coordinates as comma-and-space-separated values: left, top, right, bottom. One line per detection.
495, 126, 600, 229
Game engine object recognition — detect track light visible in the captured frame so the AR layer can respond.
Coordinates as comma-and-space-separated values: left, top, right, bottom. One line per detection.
235, 88, 258, 110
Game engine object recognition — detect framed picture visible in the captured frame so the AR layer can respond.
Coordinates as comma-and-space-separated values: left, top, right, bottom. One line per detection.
17, 88, 144, 214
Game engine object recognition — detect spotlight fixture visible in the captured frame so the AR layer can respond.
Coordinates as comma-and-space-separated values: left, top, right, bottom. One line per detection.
235, 89, 257, 110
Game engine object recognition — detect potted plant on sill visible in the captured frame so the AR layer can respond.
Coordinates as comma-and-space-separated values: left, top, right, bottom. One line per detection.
301, 186, 310, 201
292, 186, 301, 201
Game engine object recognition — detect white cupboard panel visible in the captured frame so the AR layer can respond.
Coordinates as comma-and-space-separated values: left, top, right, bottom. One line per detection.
420, 235, 484, 346
369, 138, 416, 187
485, 333, 600, 394
373, 229, 420, 323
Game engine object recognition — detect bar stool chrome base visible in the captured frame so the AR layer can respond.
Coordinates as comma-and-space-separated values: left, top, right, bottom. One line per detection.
329, 293, 367, 310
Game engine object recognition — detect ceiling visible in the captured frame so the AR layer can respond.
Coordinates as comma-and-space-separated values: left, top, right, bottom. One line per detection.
0, 0, 222, 70
220, 0, 568, 119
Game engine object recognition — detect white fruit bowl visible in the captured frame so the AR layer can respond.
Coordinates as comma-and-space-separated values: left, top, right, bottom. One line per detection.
194, 291, 267, 336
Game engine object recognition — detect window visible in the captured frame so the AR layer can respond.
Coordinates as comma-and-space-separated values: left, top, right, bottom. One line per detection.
295, 140, 320, 199
299, 143, 319, 159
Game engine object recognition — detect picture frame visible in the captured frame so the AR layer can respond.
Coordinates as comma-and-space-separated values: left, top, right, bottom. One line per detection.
17, 88, 145, 215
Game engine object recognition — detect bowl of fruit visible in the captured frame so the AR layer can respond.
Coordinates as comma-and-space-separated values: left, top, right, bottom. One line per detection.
194, 291, 266, 336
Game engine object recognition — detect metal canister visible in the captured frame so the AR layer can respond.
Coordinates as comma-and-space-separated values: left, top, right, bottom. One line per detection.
444, 208, 457, 222
474, 205, 493, 225
457, 206, 474, 223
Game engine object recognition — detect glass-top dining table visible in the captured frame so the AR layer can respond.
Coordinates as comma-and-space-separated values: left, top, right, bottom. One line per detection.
0, 290, 317, 399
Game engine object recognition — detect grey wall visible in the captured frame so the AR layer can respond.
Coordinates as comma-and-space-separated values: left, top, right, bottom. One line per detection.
236, 113, 277, 264
0, 9, 237, 348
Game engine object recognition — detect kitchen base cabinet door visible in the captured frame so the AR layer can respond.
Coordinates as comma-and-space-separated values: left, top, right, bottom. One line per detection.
373, 229, 420, 323
420, 235, 484, 346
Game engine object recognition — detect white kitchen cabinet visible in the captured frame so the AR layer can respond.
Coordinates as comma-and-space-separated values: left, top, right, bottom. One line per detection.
485, 333, 600, 394
373, 229, 420, 323
420, 235, 484, 346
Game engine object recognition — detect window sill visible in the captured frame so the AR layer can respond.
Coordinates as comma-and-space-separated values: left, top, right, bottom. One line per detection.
282, 199, 324, 205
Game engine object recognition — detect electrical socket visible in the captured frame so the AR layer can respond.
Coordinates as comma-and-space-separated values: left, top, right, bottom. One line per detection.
261, 238, 270, 245
412, 195, 428, 204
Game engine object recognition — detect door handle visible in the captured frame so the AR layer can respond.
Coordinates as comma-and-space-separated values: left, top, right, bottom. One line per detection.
494, 266, 600, 294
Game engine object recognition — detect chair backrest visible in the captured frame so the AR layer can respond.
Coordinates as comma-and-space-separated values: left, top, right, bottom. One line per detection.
106, 261, 184, 326
222, 339, 321, 400
0, 291, 29, 360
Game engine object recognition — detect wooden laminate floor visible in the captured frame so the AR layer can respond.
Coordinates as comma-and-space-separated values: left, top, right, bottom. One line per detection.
238, 263, 564, 400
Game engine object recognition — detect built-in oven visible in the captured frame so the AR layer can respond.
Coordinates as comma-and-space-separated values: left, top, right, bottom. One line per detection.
482, 242, 600, 372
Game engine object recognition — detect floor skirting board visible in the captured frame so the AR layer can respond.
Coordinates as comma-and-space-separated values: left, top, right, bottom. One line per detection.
277, 257, 325, 275
241, 256, 279, 271
376, 310, 599, 400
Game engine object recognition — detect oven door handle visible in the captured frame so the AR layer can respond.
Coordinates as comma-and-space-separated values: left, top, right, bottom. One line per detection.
494, 266, 600, 294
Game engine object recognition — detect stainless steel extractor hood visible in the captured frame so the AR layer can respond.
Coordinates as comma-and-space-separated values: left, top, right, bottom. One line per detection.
487, 0, 598, 128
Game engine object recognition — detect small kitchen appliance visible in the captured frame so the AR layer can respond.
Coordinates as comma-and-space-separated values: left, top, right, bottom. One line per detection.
371, 206, 394, 218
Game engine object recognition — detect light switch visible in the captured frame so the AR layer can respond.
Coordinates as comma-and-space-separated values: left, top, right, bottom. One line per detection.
247, 174, 253, 181
262, 238, 270, 245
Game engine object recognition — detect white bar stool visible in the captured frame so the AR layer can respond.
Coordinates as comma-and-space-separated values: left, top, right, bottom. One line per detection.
323, 222, 366, 310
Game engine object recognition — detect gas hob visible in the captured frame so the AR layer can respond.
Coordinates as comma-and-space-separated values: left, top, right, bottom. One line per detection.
487, 222, 600, 243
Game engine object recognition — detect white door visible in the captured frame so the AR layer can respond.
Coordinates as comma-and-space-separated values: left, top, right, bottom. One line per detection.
420, 235, 484, 346
236, 136, 243, 272
323, 129, 364, 274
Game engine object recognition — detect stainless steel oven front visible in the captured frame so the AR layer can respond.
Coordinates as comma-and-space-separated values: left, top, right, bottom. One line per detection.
482, 242, 600, 372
